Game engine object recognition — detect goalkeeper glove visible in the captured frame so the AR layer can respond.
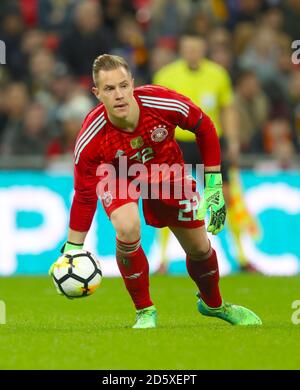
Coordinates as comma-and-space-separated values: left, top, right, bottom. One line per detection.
61, 241, 84, 254
49, 241, 84, 276
197, 172, 226, 235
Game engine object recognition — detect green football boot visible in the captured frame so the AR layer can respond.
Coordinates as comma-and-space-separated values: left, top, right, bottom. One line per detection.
197, 295, 262, 326
132, 305, 157, 329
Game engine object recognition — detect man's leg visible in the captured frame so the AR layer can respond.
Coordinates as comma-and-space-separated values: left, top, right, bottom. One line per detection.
170, 225, 262, 325
170, 225, 222, 308
110, 202, 156, 328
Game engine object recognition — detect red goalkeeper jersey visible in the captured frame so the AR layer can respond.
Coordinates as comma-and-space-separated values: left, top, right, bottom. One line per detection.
70, 84, 220, 231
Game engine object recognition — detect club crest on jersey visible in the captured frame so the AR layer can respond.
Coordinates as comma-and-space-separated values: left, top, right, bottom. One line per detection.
151, 125, 168, 142
130, 136, 144, 149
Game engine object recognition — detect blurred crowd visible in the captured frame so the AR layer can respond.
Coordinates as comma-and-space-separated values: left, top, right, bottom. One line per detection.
0, 0, 300, 169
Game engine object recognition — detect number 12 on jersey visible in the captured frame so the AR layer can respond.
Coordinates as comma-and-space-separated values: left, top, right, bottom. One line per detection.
129, 147, 155, 164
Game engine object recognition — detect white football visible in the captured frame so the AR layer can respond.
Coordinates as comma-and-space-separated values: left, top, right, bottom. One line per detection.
50, 250, 102, 299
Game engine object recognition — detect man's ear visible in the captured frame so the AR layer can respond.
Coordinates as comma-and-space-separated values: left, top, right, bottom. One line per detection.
92, 86, 100, 99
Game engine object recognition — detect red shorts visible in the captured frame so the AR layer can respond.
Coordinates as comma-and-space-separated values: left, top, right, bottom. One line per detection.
99, 177, 204, 228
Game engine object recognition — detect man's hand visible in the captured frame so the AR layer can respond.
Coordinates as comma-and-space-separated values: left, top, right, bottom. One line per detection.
197, 172, 226, 235
49, 241, 84, 276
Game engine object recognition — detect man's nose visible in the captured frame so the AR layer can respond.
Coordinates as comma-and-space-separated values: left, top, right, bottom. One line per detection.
115, 87, 123, 99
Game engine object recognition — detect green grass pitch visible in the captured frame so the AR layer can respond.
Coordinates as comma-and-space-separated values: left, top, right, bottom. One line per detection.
0, 274, 300, 370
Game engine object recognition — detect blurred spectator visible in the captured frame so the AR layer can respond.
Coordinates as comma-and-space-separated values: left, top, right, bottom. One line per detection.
149, 40, 176, 79
288, 69, 300, 149
238, 25, 279, 86
1, 102, 49, 156
19, 0, 38, 28
208, 26, 232, 48
209, 45, 235, 77
59, 0, 110, 79
47, 64, 78, 129
282, 0, 300, 41
0, 6, 25, 79
28, 48, 56, 94
256, 118, 297, 171
274, 32, 294, 95
225, 0, 266, 31
47, 92, 94, 158
147, 0, 190, 47
38, 0, 76, 33
0, 28, 47, 81
21, 28, 46, 59
0, 88, 8, 142
0, 82, 30, 154
259, 6, 284, 31
208, 27, 238, 79
0, 1, 16, 21
2, 82, 29, 118
263, 117, 294, 155
232, 22, 255, 57
102, 0, 136, 36
112, 15, 148, 85
186, 9, 213, 38
262, 32, 294, 120
233, 70, 269, 153
272, 138, 296, 170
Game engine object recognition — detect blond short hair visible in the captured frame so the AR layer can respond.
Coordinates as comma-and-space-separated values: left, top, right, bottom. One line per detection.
92, 54, 131, 86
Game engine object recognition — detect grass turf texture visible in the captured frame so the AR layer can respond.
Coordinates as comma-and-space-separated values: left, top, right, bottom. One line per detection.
0, 274, 300, 370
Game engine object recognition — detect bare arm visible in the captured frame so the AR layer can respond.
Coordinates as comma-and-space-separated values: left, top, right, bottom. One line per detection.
205, 165, 221, 172
67, 228, 88, 245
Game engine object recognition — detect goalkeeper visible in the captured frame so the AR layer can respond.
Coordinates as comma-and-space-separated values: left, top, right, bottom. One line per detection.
61, 54, 262, 329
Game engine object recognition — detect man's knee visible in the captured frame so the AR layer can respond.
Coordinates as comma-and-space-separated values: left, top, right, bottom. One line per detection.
186, 241, 212, 261
110, 203, 141, 242
116, 222, 141, 242
111, 215, 141, 242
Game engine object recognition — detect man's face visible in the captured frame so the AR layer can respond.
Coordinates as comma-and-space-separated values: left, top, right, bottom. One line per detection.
179, 36, 206, 69
241, 74, 259, 98
93, 67, 134, 120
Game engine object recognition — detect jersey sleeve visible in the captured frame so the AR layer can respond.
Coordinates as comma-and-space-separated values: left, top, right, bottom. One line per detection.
69, 147, 99, 232
161, 88, 221, 167
159, 88, 205, 132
